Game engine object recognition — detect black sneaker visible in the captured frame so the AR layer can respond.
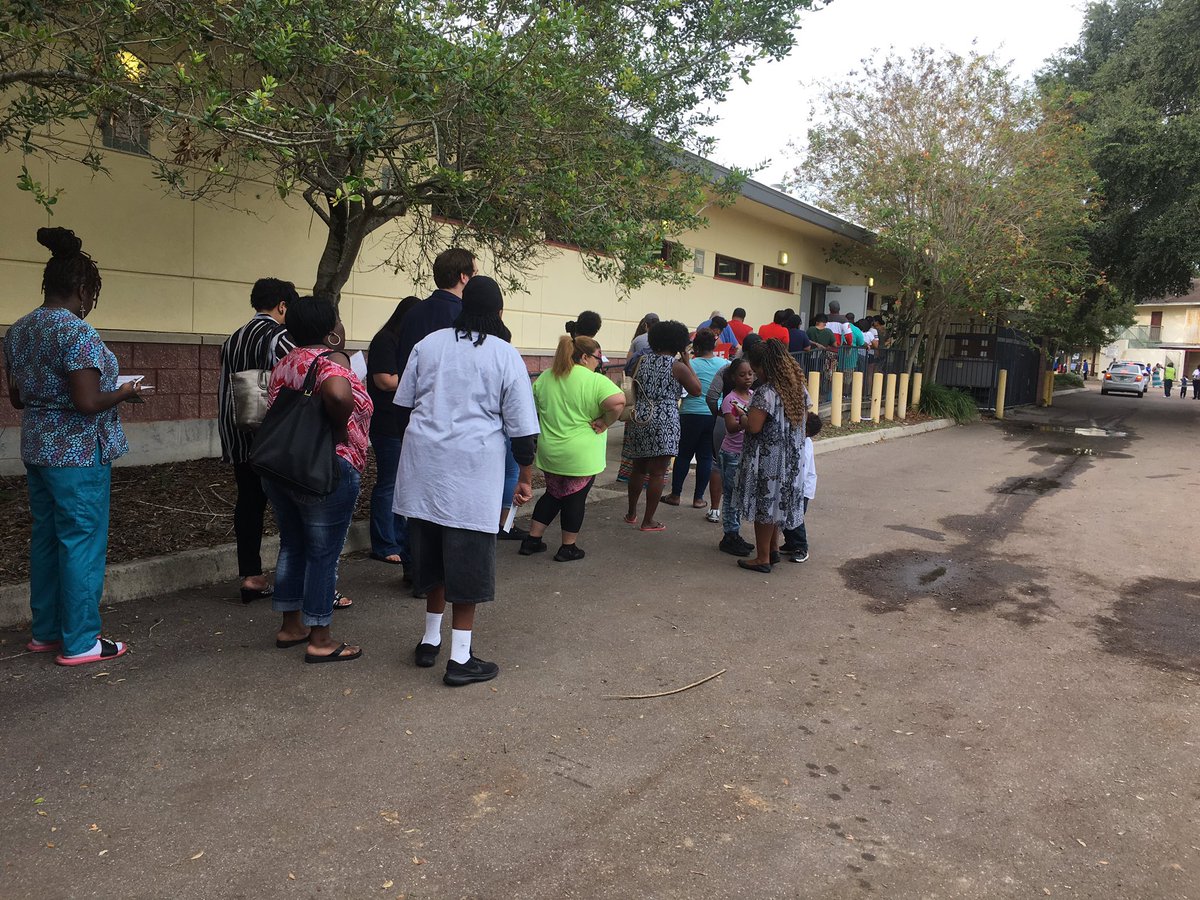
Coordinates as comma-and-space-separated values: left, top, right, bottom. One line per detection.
497, 525, 529, 542
553, 544, 586, 562
790, 549, 809, 563
719, 534, 753, 557
414, 641, 441, 668
519, 536, 547, 556
444, 655, 499, 686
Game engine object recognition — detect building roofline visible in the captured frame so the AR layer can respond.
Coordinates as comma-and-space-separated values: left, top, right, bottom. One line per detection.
677, 151, 875, 245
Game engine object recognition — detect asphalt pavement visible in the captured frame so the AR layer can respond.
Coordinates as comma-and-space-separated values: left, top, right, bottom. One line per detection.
0, 383, 1196, 899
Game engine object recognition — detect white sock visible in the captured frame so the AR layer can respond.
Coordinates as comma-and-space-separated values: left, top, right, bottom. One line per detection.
450, 628, 472, 664
422, 613, 443, 647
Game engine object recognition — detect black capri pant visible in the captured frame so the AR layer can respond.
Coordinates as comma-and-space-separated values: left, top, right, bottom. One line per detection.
531, 477, 596, 534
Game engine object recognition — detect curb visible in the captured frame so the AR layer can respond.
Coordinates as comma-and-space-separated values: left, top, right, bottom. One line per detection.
812, 417, 957, 455
0, 521, 371, 630
0, 419, 957, 630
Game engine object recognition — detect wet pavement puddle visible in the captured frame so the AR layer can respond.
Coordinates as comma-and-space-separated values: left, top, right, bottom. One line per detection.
1096, 577, 1200, 674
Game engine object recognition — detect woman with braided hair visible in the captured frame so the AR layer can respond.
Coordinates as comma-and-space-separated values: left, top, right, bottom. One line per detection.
733, 338, 810, 573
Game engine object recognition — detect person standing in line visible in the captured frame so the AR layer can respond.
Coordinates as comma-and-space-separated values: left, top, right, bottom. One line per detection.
1164, 362, 1176, 397
716, 357, 756, 557
618, 312, 660, 484
623, 320, 702, 532
261, 297, 371, 663
825, 300, 848, 325
365, 295, 422, 574
734, 339, 810, 573
727, 308, 754, 346
521, 334, 624, 561
662, 329, 725, 510
786, 313, 812, 353
395, 276, 540, 685
781, 413, 822, 563
758, 309, 791, 343
219, 277, 298, 603
1192, 366, 1200, 399
1181, 370, 1189, 398
4, 227, 143, 665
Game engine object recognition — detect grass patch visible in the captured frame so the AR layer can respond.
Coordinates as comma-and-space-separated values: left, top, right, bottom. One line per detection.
1054, 372, 1084, 389
917, 383, 979, 424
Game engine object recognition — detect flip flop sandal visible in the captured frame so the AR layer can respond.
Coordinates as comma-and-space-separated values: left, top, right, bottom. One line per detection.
276, 635, 310, 649
333, 591, 353, 610
622, 514, 639, 525
27, 639, 62, 653
692, 500, 708, 509
639, 522, 667, 532
240, 585, 274, 604
660, 496, 681, 506
55, 638, 128, 667
304, 642, 363, 664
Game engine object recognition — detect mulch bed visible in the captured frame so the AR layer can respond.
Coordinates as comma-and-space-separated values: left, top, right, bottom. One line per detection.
815, 411, 936, 441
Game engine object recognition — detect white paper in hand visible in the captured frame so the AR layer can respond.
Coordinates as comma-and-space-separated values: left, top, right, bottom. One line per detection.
349, 351, 368, 382
502, 505, 517, 533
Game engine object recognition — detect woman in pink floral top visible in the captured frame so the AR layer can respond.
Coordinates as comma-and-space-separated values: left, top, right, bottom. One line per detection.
260, 297, 372, 664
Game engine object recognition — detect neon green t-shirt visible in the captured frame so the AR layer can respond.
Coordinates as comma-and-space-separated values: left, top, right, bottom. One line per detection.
532, 365, 623, 476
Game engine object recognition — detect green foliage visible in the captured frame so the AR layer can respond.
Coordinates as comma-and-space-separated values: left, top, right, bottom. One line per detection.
0, 0, 825, 300
918, 382, 979, 424
1041, 0, 1200, 301
1054, 372, 1084, 389
790, 48, 1106, 376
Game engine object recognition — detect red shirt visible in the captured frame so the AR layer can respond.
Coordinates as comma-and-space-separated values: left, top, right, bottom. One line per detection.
729, 320, 753, 344
758, 323, 790, 344
269, 347, 374, 473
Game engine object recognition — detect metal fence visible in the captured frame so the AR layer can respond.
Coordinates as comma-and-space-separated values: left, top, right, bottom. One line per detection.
935, 326, 1041, 409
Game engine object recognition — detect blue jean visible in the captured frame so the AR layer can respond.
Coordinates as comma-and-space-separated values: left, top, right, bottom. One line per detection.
25, 449, 111, 656
262, 457, 361, 627
369, 434, 409, 561
672, 413, 716, 501
783, 497, 810, 552
719, 448, 742, 535
502, 437, 519, 510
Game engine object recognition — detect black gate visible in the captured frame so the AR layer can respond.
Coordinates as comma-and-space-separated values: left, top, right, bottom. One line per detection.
936, 326, 1041, 409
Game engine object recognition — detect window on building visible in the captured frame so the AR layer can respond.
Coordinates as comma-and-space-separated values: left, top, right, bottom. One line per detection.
692, 248, 706, 274
761, 266, 792, 292
714, 254, 751, 284
99, 107, 151, 156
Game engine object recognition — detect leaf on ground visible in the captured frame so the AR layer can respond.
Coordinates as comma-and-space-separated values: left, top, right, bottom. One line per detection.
383, 880, 394, 888
190, 851, 204, 860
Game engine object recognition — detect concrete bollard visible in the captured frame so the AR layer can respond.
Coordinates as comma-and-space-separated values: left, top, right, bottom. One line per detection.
912, 372, 923, 411
898, 373, 910, 419
850, 371, 863, 422
831, 371, 844, 427
996, 369, 1008, 420
808, 370, 820, 418
870, 373, 883, 422
884, 373, 897, 421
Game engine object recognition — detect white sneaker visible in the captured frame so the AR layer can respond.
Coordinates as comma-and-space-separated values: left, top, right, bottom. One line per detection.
705, 508, 721, 523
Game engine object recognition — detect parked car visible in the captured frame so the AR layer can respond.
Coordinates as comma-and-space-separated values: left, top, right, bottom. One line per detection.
1101, 363, 1147, 397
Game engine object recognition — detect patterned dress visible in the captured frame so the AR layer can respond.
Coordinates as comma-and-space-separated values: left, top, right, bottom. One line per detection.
735, 384, 807, 528
624, 353, 681, 458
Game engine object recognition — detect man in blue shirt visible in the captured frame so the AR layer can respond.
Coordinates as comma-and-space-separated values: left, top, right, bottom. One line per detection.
396, 248, 477, 383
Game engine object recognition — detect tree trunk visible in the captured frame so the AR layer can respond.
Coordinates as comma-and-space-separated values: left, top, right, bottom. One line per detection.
311, 200, 369, 307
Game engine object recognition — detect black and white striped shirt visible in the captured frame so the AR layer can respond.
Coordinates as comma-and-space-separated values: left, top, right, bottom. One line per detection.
218, 314, 294, 464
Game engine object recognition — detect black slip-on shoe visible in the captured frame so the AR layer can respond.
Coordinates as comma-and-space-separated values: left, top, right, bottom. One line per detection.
444, 655, 500, 686
497, 526, 529, 542
518, 536, 548, 556
414, 641, 441, 668
553, 544, 586, 562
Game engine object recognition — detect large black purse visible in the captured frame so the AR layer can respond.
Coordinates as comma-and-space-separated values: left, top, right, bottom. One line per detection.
250, 351, 341, 497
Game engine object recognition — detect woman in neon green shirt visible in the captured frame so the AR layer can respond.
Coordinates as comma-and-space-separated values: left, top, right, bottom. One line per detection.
520, 335, 626, 561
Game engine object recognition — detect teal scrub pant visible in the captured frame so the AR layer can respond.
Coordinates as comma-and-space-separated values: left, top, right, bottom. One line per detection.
25, 450, 111, 657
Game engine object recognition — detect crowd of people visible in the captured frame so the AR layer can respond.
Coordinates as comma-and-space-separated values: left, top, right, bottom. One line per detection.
5, 232, 822, 686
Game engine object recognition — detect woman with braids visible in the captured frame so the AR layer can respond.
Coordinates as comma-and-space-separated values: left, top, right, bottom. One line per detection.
3, 227, 143, 665
733, 338, 810, 573
521, 334, 624, 561
623, 320, 701, 532
395, 275, 540, 686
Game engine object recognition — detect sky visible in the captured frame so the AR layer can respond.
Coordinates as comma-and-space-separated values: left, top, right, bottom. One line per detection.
706, 0, 1089, 189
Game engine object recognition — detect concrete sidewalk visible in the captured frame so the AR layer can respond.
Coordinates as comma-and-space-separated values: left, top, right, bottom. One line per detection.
0, 417, 955, 628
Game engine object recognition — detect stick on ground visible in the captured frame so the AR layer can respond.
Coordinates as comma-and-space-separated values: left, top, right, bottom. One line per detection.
604, 668, 726, 700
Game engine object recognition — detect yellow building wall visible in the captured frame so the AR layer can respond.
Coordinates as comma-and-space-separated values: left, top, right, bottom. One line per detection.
1, 147, 868, 354
1137, 306, 1200, 346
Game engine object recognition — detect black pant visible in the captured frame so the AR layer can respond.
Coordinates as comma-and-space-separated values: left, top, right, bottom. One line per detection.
531, 477, 595, 535
1164, 379, 1173, 397
671, 413, 717, 501
233, 461, 269, 577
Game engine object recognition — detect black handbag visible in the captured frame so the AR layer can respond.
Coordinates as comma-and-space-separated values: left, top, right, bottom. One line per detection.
250, 351, 341, 497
